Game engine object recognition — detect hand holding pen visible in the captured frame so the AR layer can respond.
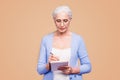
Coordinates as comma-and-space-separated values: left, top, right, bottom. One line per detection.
46, 52, 60, 70
48, 52, 59, 62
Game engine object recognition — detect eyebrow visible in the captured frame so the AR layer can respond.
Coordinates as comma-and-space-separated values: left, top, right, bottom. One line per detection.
56, 19, 68, 20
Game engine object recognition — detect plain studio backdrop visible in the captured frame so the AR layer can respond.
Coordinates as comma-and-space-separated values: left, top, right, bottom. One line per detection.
0, 0, 120, 80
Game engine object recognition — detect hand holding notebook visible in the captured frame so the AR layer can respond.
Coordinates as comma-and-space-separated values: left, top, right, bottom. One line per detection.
50, 61, 68, 71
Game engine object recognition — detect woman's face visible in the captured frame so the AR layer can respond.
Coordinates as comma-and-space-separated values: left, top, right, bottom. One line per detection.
54, 12, 71, 33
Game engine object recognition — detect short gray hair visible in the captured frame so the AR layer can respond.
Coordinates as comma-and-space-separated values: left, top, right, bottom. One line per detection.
52, 6, 72, 19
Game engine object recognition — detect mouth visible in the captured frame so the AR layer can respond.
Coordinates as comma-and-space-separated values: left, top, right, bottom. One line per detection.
60, 28, 65, 30
59, 28, 65, 30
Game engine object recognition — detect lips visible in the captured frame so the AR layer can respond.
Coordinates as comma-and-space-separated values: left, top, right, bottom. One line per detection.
59, 27, 65, 30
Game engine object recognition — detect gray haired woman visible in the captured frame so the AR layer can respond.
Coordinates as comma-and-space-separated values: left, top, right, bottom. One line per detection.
37, 5, 92, 80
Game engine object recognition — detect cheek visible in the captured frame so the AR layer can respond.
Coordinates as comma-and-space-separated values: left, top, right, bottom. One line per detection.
66, 23, 70, 27
55, 22, 61, 27
55, 23, 60, 28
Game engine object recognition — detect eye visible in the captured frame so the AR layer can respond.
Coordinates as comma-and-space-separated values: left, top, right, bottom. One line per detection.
56, 19, 61, 23
63, 19, 68, 23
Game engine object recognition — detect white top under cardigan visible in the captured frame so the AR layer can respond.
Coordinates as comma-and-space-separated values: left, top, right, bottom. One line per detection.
51, 48, 71, 80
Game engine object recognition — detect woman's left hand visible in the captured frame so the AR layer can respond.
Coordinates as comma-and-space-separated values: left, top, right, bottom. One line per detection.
58, 66, 73, 74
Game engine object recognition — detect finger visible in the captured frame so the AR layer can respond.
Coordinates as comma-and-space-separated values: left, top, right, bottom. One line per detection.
51, 56, 59, 61
60, 66, 70, 69
58, 66, 68, 70
61, 67, 72, 74
50, 55, 58, 59
52, 56, 59, 60
62, 70, 70, 75
50, 57, 59, 61
51, 58, 58, 61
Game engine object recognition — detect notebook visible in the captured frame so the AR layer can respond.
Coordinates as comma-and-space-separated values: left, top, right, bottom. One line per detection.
50, 61, 68, 71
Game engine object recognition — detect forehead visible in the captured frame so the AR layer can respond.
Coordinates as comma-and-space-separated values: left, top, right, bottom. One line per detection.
55, 12, 69, 19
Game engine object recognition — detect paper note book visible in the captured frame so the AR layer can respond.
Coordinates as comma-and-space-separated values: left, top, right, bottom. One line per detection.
50, 61, 68, 71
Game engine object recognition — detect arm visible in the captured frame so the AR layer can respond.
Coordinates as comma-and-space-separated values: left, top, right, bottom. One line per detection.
56, 37, 91, 75
37, 37, 59, 74
77, 37, 92, 75
37, 38, 49, 75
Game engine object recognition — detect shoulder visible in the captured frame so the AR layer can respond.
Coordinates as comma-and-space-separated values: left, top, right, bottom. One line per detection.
42, 32, 53, 39
72, 32, 86, 48
72, 32, 83, 41
41, 32, 54, 43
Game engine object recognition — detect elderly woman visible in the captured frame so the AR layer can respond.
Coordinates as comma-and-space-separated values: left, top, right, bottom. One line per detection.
37, 6, 92, 80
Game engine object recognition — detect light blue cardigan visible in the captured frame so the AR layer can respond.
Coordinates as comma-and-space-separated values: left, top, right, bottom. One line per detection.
37, 32, 92, 80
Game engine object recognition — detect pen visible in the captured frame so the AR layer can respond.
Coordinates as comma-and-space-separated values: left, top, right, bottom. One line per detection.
50, 52, 54, 55
50, 52, 59, 61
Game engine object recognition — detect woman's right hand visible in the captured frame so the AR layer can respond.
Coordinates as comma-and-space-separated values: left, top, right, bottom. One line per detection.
48, 53, 59, 62
46, 53, 59, 70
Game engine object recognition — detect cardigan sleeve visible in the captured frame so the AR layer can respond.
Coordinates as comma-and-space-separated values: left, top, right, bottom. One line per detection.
77, 37, 92, 75
37, 37, 49, 75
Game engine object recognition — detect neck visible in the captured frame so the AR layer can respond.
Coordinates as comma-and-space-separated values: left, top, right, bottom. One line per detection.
55, 30, 71, 37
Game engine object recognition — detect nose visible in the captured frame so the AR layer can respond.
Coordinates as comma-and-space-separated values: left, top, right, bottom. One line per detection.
60, 21, 64, 27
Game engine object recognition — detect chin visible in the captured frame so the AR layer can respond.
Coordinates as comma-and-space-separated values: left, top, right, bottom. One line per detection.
58, 30, 67, 33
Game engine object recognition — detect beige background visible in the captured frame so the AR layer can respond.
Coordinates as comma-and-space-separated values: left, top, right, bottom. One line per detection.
0, 0, 120, 80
